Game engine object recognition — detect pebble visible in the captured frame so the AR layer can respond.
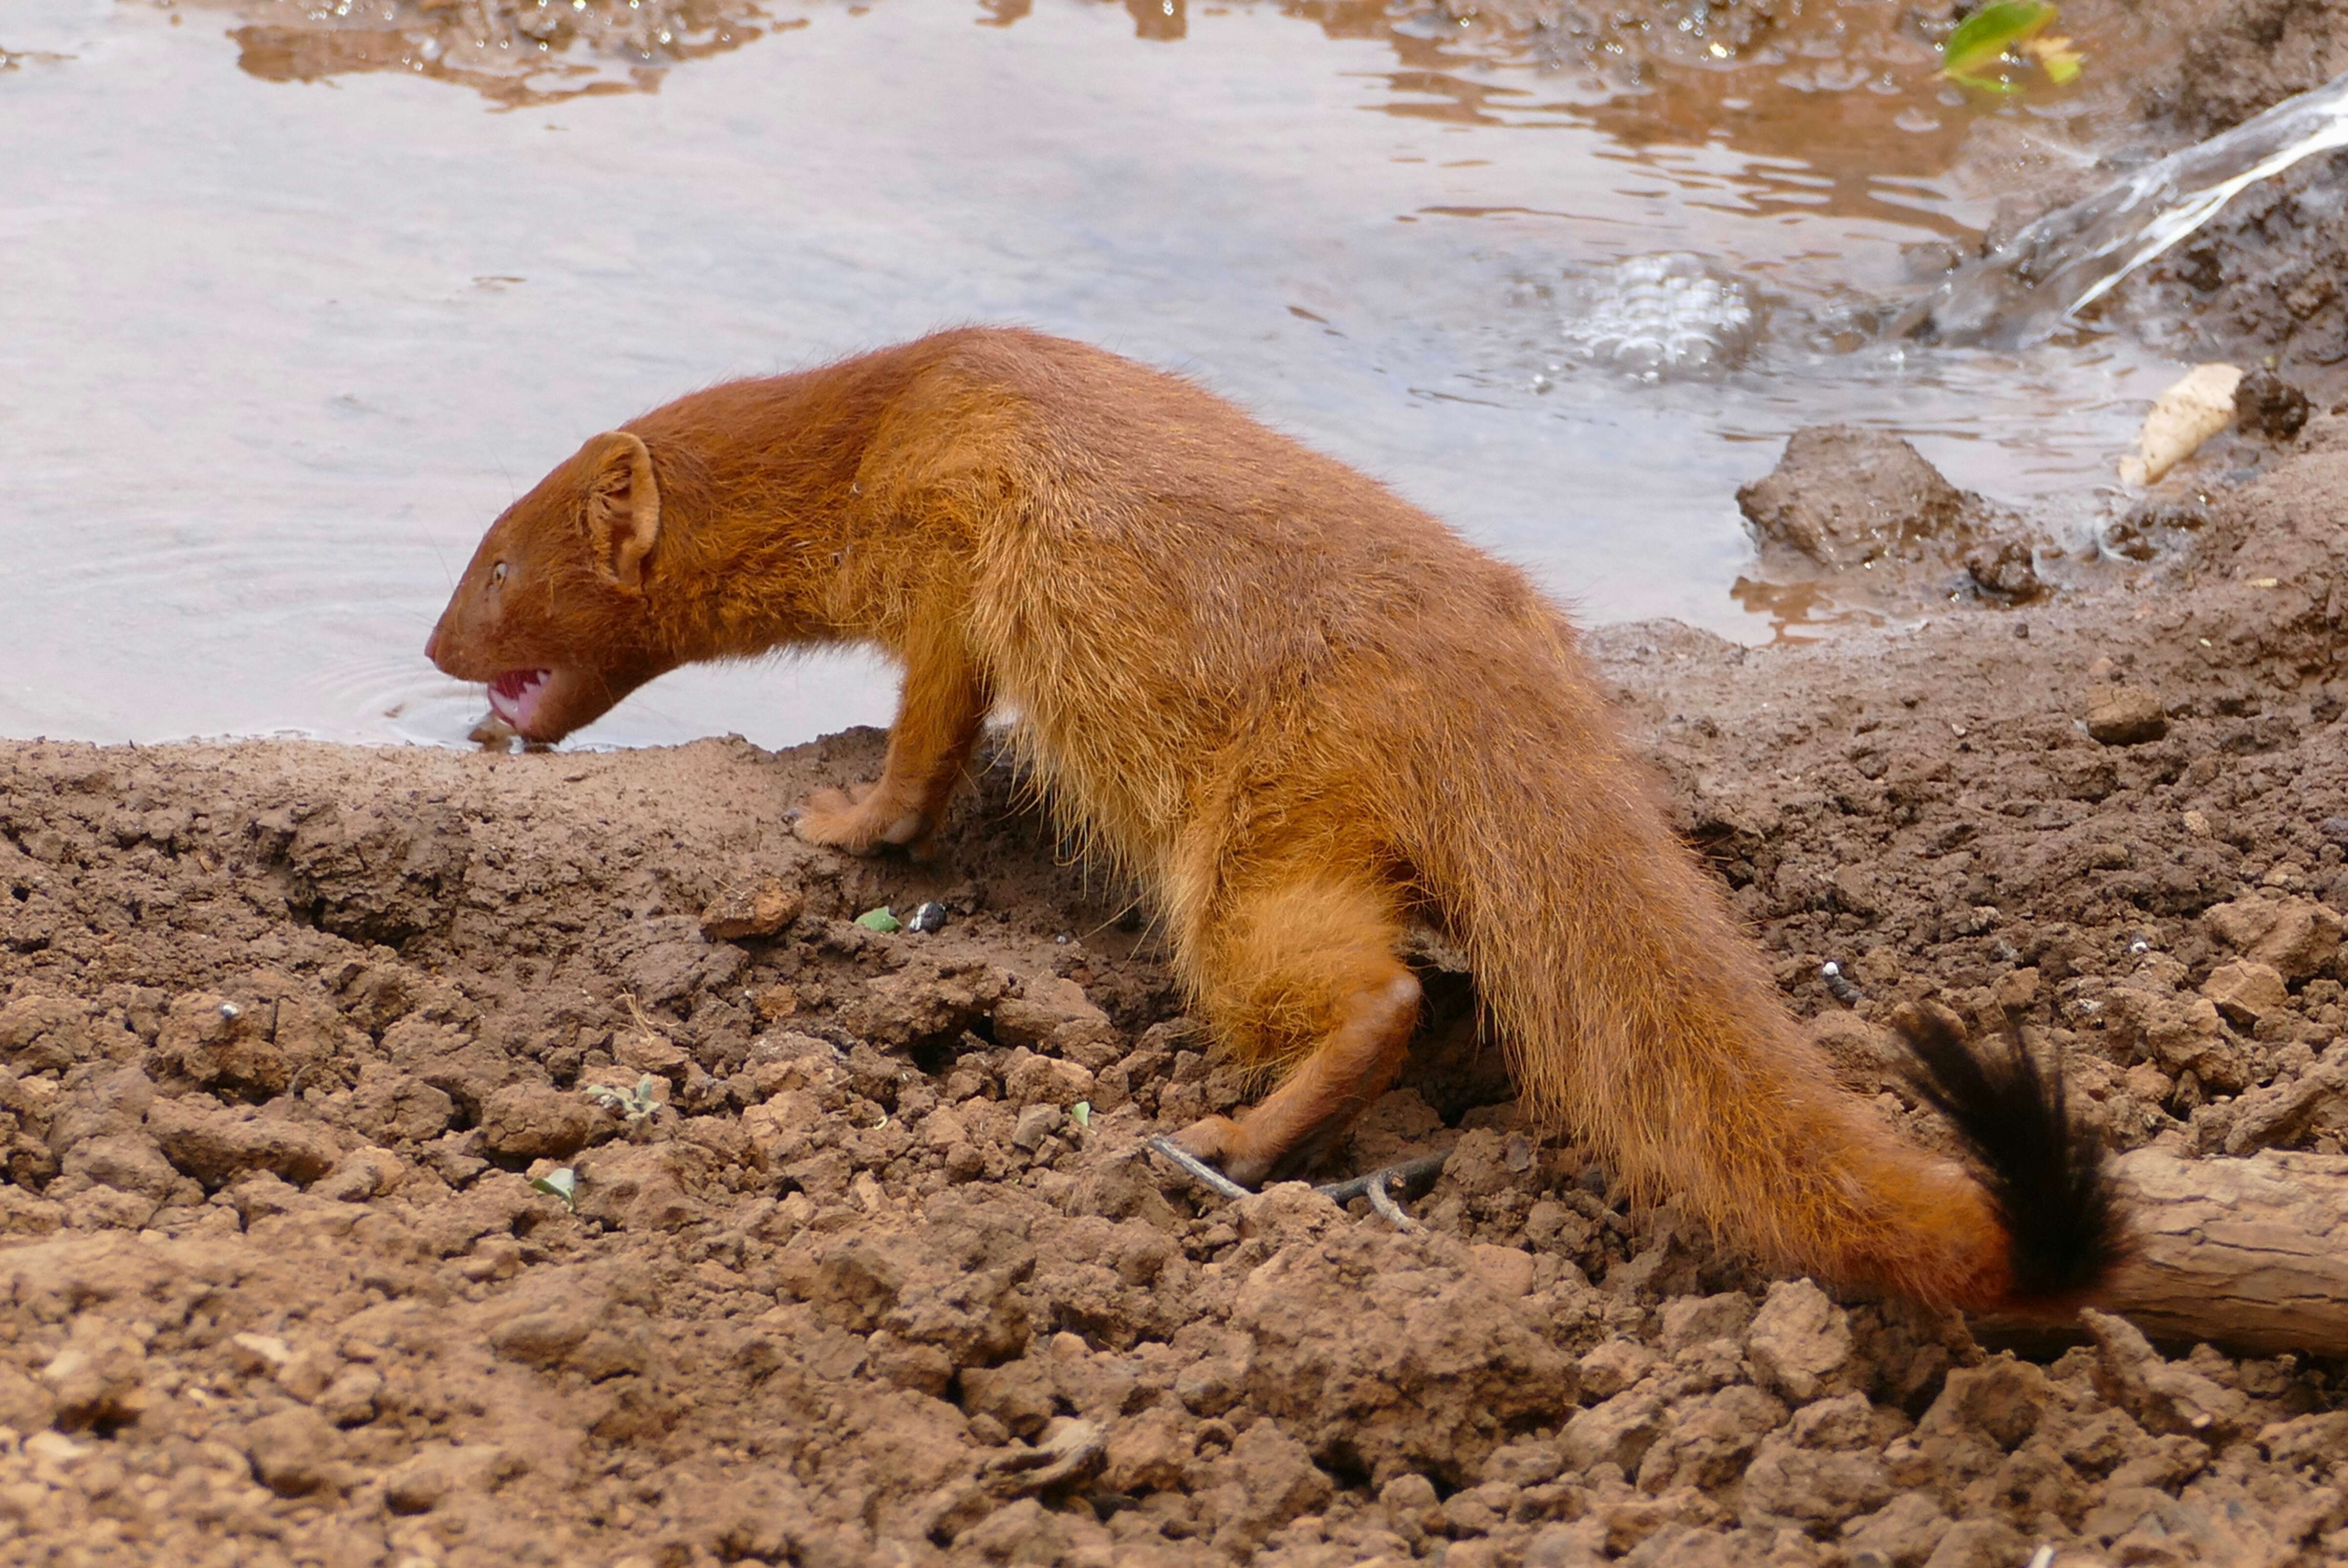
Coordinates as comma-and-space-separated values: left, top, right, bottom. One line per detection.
2086, 685, 2167, 745
2202, 961, 2289, 1028
699, 878, 805, 941
1010, 1104, 1063, 1151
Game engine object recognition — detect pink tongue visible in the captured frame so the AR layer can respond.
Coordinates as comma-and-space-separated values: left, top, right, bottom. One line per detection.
488, 670, 549, 726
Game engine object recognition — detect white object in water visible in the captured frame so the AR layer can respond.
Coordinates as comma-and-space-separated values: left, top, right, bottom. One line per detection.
1556, 254, 1758, 378
2119, 363, 2242, 487
1917, 68, 2348, 346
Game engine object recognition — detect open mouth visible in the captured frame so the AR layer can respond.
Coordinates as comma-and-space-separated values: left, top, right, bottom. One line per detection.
486, 668, 554, 732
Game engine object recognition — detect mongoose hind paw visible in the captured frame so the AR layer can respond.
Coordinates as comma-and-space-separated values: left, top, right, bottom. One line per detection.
1171, 1115, 1277, 1188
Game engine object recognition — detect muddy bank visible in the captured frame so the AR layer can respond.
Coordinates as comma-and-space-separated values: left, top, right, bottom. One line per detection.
3, 413, 2347, 1565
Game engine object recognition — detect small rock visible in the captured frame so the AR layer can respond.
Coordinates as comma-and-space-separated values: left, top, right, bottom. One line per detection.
1559, 1390, 1665, 1474
1010, 1104, 1063, 1152
2224, 1055, 2348, 1154
2202, 961, 2290, 1029
1101, 1405, 1191, 1494
2087, 686, 2167, 745
1745, 1278, 1853, 1404
227, 1333, 293, 1375
1736, 427, 1975, 571
312, 1147, 406, 1203
570, 1142, 705, 1232
1576, 1338, 1658, 1402
239, 1405, 346, 1496
1175, 1357, 1246, 1417
2234, 367, 2311, 441
1659, 1292, 1754, 1353
148, 1097, 342, 1190
1918, 1359, 2048, 1451
156, 991, 289, 1098
992, 975, 1116, 1055
1963, 538, 2043, 602
477, 1082, 603, 1161
699, 879, 804, 941
1465, 1243, 1535, 1300
315, 1364, 383, 1427
61, 1134, 179, 1202
383, 1442, 514, 1514
2203, 895, 2343, 981
1003, 1053, 1096, 1110
42, 1321, 151, 1430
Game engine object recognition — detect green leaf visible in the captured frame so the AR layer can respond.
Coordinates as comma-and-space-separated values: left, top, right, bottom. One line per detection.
531, 1168, 579, 1210
1944, 69, 2025, 95
855, 906, 903, 933
1941, 0, 2056, 77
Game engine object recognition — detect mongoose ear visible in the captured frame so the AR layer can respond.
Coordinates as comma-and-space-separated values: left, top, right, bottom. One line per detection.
582, 431, 661, 589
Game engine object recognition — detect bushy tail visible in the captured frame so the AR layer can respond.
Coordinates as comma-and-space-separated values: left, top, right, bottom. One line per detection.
1399, 665, 2124, 1311
1897, 1009, 2130, 1305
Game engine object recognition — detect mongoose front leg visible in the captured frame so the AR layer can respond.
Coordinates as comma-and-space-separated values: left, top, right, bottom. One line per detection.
795, 633, 986, 859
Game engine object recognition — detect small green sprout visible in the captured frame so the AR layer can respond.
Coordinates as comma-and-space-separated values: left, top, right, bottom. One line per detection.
530, 1167, 578, 1210
584, 1074, 664, 1123
1941, 1, 2082, 93
855, 906, 903, 933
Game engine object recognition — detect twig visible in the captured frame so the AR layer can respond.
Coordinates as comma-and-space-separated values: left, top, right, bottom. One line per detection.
1144, 1136, 1252, 1202
1315, 1149, 1452, 1204
1145, 1138, 1454, 1217
1364, 1169, 1423, 1232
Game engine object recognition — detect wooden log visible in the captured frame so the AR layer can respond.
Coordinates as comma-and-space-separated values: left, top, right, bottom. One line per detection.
2097, 1147, 2348, 1356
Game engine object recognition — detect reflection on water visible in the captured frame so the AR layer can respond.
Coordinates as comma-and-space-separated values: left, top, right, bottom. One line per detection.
2, 0, 2174, 751
180, 0, 776, 106
1729, 576, 1882, 646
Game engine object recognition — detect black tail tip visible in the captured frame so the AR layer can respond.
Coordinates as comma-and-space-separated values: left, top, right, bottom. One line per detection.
1895, 1004, 2131, 1305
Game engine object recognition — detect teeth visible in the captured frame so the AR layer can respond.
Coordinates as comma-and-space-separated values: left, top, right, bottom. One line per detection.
487, 668, 552, 725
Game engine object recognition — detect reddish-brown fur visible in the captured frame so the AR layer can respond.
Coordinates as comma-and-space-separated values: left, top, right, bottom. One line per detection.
430, 327, 2066, 1310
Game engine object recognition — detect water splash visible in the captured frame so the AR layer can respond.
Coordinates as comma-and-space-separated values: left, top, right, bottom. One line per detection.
1554, 254, 1760, 379
1911, 69, 2348, 347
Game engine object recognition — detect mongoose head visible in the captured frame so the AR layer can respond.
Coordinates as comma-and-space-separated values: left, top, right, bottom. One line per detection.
426, 431, 667, 743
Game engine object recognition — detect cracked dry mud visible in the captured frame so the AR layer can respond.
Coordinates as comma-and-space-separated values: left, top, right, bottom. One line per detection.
4, 410, 2348, 1566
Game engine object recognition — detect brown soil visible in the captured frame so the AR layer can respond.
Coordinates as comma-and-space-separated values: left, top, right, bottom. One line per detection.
5, 407, 2348, 1564
16, 3, 2348, 1564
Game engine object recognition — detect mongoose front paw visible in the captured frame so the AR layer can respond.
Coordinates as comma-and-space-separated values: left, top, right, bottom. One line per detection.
793, 784, 935, 858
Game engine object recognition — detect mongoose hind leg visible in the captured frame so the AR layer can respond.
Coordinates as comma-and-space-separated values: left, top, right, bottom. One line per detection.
1172, 877, 1422, 1187
795, 631, 987, 859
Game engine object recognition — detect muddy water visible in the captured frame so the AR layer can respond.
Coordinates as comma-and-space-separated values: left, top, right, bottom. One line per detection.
2, 0, 2174, 749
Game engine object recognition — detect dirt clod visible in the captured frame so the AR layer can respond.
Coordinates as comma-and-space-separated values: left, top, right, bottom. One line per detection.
2086, 684, 2169, 744
699, 877, 805, 941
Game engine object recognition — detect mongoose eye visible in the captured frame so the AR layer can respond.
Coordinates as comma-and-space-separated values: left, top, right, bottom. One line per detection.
490, 561, 509, 586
